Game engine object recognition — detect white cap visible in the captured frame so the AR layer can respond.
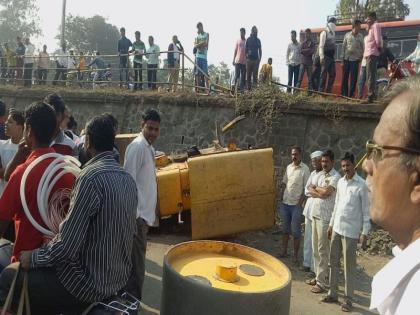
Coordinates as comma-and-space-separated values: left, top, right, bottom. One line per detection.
310, 150, 323, 159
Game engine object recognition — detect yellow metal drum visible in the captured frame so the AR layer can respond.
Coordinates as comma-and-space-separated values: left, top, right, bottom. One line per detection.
161, 240, 292, 315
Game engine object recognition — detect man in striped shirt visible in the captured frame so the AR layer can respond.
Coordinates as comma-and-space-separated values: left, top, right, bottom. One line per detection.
0, 115, 138, 314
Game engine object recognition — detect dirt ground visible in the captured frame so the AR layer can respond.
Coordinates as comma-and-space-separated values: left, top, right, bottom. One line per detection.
139, 221, 390, 315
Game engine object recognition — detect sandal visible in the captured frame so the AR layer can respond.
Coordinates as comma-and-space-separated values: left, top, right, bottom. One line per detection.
321, 295, 338, 303
341, 300, 352, 312
305, 278, 317, 286
311, 284, 326, 294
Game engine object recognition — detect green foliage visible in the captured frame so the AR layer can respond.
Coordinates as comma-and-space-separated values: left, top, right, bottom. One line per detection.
208, 62, 232, 87
335, 0, 410, 19
60, 14, 120, 55
0, 0, 41, 46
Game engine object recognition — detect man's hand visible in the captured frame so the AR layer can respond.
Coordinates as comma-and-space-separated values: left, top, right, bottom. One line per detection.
360, 234, 368, 251
19, 250, 33, 271
327, 226, 333, 240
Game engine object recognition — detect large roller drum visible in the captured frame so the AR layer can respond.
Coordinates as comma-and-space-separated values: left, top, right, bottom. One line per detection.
161, 241, 292, 315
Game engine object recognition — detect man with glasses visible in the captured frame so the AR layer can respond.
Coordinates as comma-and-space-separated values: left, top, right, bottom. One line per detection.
364, 76, 420, 314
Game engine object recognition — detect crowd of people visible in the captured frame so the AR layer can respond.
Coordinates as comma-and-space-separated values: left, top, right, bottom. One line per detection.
278, 74, 420, 314
0, 94, 160, 314
0, 75, 418, 314
1, 13, 420, 96
279, 147, 369, 312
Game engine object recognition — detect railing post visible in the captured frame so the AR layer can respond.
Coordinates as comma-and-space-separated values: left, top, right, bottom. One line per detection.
181, 52, 185, 91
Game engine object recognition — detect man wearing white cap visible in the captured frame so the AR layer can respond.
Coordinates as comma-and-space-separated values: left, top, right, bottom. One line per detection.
301, 150, 323, 274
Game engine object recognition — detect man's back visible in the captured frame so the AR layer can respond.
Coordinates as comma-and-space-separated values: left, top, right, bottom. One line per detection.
32, 152, 137, 302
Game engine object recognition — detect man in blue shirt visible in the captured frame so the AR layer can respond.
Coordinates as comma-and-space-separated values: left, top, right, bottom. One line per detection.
245, 26, 262, 90
118, 27, 132, 88
87, 51, 106, 89
194, 22, 209, 92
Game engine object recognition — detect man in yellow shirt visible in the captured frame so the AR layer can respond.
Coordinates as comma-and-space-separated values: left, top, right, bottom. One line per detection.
259, 57, 273, 85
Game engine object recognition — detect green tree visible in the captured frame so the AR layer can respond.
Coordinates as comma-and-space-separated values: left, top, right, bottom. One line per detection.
208, 62, 232, 87
0, 0, 41, 46
60, 14, 120, 55
335, 0, 410, 20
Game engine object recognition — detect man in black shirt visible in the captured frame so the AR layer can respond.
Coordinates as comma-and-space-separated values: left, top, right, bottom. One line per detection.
245, 26, 262, 90
118, 27, 133, 88
377, 35, 395, 78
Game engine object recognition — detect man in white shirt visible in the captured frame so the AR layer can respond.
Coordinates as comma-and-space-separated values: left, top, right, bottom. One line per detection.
307, 149, 340, 293
146, 36, 160, 90
124, 109, 161, 300
322, 152, 370, 312
23, 38, 35, 87
286, 30, 301, 94
363, 77, 420, 315
0, 110, 24, 197
302, 150, 323, 273
53, 44, 68, 86
319, 17, 337, 93
279, 146, 310, 263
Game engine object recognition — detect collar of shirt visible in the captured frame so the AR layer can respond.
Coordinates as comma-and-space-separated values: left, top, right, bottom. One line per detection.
84, 151, 115, 168
26, 147, 56, 163
370, 238, 420, 310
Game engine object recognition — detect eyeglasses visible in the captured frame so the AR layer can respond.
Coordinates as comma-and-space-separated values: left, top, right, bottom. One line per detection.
366, 140, 420, 162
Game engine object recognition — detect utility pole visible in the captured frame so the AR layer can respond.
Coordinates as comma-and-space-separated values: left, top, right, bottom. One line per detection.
61, 0, 67, 48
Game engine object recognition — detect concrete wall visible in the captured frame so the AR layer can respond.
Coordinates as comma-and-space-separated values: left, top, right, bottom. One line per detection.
0, 87, 383, 175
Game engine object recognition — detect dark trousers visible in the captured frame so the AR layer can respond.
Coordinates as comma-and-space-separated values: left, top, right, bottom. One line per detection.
134, 62, 143, 90
358, 66, 367, 99
366, 55, 379, 101
23, 63, 33, 87
311, 60, 321, 91
341, 60, 360, 98
15, 58, 23, 82
53, 64, 67, 85
297, 64, 313, 91
320, 56, 336, 93
125, 218, 148, 300
234, 63, 246, 91
147, 64, 158, 89
0, 263, 89, 315
119, 56, 129, 86
38, 68, 48, 85
287, 64, 300, 93
246, 59, 259, 90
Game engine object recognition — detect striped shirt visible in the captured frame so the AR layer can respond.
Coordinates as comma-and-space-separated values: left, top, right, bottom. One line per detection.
31, 151, 138, 302
311, 168, 340, 222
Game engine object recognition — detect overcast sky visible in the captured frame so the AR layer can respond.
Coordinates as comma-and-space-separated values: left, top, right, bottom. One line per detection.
34, 0, 420, 81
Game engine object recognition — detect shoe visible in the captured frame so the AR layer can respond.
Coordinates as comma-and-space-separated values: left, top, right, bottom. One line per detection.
311, 284, 326, 294
321, 295, 339, 303
305, 278, 316, 286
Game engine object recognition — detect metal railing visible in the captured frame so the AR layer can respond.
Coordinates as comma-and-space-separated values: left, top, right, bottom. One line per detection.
0, 50, 231, 94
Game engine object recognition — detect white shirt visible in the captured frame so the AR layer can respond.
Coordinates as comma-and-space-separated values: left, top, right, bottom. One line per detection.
311, 168, 340, 222
370, 239, 420, 315
124, 133, 157, 225
303, 170, 322, 219
24, 43, 35, 64
282, 162, 310, 206
55, 49, 69, 68
286, 42, 301, 66
319, 22, 336, 60
329, 173, 370, 239
0, 139, 18, 196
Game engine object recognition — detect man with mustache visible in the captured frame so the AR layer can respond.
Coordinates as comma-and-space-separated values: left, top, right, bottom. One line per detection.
322, 152, 370, 312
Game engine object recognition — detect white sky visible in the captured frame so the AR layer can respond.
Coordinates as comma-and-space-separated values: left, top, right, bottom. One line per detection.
34, 0, 420, 81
